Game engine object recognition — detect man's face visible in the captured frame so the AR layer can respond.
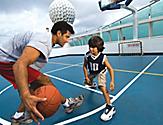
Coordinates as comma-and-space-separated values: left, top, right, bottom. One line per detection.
57, 31, 71, 47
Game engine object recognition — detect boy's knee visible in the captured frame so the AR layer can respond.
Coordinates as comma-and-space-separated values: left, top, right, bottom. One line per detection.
99, 86, 108, 93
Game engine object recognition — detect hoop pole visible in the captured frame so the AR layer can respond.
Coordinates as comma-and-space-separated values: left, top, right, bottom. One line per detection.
122, 5, 138, 40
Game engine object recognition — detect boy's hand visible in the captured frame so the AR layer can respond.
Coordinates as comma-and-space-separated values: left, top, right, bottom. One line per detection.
85, 77, 90, 84
110, 82, 114, 91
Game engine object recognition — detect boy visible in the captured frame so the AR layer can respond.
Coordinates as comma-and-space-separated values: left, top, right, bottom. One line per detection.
83, 36, 115, 121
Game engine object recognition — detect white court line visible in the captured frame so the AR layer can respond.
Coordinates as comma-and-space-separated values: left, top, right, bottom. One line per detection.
0, 56, 159, 125
48, 61, 78, 66
0, 118, 11, 125
45, 62, 110, 96
44, 73, 114, 98
0, 85, 12, 95
54, 56, 159, 125
0, 62, 82, 125
0, 85, 13, 125
45, 63, 82, 74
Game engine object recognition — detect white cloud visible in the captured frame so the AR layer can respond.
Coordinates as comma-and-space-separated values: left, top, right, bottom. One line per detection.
0, 0, 152, 36
71, 0, 151, 33
0, 8, 52, 36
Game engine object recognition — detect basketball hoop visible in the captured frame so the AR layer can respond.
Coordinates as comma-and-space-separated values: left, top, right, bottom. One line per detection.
99, 0, 133, 11
98, 0, 138, 40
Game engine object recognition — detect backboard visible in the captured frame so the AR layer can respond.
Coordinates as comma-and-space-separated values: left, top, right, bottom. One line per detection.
99, 0, 132, 11
99, 0, 125, 7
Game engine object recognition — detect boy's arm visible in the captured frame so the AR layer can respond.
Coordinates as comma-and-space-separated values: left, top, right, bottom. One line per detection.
104, 57, 115, 91
83, 58, 89, 81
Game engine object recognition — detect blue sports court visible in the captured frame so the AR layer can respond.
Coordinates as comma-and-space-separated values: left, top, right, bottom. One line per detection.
1, 0, 163, 125
0, 55, 163, 125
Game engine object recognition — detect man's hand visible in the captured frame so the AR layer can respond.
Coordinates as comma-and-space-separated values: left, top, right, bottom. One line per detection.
22, 93, 47, 123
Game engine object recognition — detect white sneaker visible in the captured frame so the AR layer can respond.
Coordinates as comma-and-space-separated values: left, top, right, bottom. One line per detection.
85, 82, 97, 89
11, 111, 33, 124
100, 104, 116, 121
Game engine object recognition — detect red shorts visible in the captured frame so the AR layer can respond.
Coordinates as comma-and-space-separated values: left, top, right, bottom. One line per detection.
0, 62, 41, 89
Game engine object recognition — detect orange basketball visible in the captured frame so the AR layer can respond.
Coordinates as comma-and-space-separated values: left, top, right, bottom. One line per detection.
34, 85, 62, 118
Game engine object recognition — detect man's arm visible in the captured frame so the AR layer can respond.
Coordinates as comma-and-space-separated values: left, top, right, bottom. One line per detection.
13, 46, 46, 122
13, 46, 40, 95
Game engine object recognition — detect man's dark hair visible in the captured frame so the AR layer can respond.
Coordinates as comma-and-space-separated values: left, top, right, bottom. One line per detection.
51, 21, 75, 35
88, 36, 105, 52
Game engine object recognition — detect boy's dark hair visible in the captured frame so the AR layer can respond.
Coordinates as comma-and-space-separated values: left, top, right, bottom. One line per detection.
88, 36, 105, 52
51, 21, 75, 35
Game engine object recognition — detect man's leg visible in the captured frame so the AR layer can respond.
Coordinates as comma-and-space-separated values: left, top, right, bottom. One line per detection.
32, 74, 84, 114
12, 73, 84, 121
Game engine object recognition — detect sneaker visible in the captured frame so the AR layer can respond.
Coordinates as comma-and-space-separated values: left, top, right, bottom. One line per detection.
11, 111, 33, 125
100, 104, 116, 121
64, 95, 84, 113
85, 82, 97, 89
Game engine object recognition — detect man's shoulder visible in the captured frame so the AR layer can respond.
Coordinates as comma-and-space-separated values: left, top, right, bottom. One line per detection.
30, 31, 50, 42
13, 31, 33, 36
9, 31, 33, 45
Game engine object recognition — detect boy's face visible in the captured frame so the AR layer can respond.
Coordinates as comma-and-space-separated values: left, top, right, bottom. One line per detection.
89, 47, 99, 56
57, 31, 71, 47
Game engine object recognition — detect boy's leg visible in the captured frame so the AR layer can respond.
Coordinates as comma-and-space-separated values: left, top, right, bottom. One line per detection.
100, 103, 116, 121
99, 86, 116, 121
98, 72, 116, 121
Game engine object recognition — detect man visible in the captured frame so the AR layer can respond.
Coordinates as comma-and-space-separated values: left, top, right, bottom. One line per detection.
0, 21, 83, 124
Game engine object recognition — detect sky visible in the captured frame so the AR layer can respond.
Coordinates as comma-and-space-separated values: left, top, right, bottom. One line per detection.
0, 0, 151, 36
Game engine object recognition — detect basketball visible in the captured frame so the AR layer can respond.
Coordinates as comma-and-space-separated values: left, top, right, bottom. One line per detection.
34, 85, 62, 118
